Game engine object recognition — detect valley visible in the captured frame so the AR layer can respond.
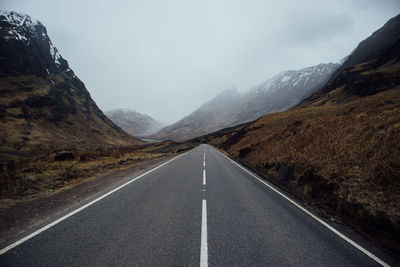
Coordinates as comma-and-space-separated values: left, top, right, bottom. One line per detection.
0, 7, 399, 267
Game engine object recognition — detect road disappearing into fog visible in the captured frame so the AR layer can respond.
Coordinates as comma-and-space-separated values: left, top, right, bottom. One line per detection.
0, 145, 388, 266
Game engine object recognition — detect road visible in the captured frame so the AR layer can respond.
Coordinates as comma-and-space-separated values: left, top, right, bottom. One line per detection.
0, 144, 389, 266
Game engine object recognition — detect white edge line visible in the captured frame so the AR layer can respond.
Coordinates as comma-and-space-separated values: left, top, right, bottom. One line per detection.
200, 199, 208, 267
0, 149, 193, 255
213, 147, 390, 267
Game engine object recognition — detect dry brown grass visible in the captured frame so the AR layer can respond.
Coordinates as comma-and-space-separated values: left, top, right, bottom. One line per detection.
207, 87, 400, 253
0, 141, 194, 209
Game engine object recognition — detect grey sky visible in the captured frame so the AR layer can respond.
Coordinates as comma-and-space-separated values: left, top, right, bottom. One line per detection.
2, 0, 400, 123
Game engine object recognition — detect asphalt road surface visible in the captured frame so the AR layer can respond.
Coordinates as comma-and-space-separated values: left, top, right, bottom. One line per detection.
0, 145, 390, 266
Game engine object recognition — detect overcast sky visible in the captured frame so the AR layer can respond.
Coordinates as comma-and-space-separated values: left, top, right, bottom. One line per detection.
2, 0, 400, 123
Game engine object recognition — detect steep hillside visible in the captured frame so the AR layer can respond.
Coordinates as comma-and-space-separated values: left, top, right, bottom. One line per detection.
327, 13, 400, 86
304, 13, 400, 103
0, 11, 141, 158
105, 109, 163, 137
195, 14, 400, 254
153, 62, 339, 141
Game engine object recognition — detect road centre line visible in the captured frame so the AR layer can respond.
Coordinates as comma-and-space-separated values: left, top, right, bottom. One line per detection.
200, 199, 208, 267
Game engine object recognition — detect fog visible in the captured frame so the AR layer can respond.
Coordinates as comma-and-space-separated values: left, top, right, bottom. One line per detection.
2, 0, 399, 123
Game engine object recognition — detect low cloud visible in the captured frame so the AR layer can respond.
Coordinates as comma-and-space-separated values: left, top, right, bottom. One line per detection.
2, 0, 399, 123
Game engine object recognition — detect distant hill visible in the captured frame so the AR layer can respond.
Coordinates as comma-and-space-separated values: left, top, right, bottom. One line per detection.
105, 109, 163, 137
153, 62, 340, 141
152, 88, 242, 142
0, 10, 141, 157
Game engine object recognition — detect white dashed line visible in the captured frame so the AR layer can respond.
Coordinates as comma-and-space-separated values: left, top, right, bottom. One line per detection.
200, 199, 208, 267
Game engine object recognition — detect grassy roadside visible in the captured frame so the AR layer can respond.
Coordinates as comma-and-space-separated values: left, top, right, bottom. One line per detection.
0, 141, 194, 210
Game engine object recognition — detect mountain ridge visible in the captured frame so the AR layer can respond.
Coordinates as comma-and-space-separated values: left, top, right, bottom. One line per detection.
152, 61, 340, 141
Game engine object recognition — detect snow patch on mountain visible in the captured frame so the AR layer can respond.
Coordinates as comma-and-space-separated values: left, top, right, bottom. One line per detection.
49, 43, 62, 66
0, 10, 39, 27
252, 63, 340, 97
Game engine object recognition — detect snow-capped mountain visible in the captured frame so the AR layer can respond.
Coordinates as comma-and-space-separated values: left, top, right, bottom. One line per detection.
0, 11, 140, 154
105, 109, 163, 137
253, 63, 339, 96
153, 62, 340, 141
237, 62, 340, 121
0, 10, 69, 76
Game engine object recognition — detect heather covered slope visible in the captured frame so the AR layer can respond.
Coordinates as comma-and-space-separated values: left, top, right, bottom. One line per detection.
0, 11, 141, 157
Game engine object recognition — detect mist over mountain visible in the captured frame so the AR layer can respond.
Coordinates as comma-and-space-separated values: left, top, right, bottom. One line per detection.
153, 62, 340, 141
0, 11, 140, 156
105, 109, 163, 137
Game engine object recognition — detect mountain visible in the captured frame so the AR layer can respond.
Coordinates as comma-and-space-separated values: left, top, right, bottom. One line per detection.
105, 109, 163, 137
238, 62, 340, 121
153, 62, 339, 141
191, 14, 400, 254
0, 10, 141, 157
304, 13, 400, 103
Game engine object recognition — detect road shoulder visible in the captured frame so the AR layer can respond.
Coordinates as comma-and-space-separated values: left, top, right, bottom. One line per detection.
0, 155, 175, 247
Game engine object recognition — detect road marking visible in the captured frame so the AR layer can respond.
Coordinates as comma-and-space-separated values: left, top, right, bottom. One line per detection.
212, 147, 390, 267
203, 169, 206, 185
200, 199, 208, 267
203, 160, 205, 167
0, 150, 192, 256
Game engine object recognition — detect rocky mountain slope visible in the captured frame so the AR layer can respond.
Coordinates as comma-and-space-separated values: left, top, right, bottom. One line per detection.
0, 11, 141, 157
105, 109, 163, 137
192, 13, 400, 255
153, 62, 340, 141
